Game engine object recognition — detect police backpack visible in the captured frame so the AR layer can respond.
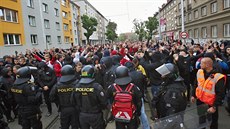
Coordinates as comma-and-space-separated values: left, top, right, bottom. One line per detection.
112, 83, 136, 123
162, 83, 187, 115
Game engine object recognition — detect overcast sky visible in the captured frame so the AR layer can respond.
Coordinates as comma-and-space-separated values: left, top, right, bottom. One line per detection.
87, 0, 167, 34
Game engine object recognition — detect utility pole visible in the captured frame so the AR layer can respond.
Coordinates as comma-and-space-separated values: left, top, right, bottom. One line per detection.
158, 8, 161, 40
181, 0, 185, 43
181, 0, 185, 32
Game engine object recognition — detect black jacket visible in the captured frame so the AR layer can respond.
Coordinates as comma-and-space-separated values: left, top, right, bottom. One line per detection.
72, 82, 107, 113
37, 68, 57, 88
129, 70, 146, 97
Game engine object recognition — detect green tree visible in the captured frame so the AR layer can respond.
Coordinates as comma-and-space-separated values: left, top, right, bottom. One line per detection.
145, 16, 158, 43
133, 19, 146, 41
105, 21, 118, 42
81, 14, 98, 45
118, 33, 126, 42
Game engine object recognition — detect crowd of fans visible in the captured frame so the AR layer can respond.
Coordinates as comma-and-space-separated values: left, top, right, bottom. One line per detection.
1, 39, 230, 127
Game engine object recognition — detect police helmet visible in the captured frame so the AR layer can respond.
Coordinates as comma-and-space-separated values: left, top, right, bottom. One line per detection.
114, 66, 132, 85
100, 57, 113, 68
155, 63, 179, 80
79, 65, 95, 84
59, 65, 75, 83
37, 61, 48, 69
14, 66, 31, 85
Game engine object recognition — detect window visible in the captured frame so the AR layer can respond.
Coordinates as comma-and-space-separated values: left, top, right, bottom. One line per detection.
65, 36, 69, 43
57, 36, 61, 43
3, 34, 21, 45
61, 0, 66, 6
211, 2, 217, 13
224, 0, 230, 9
27, 0, 34, 8
201, 27, 207, 38
74, 30, 77, 35
54, 8, 59, 17
194, 10, 198, 19
28, 15, 36, 26
224, 24, 230, 37
64, 24, 68, 31
194, 28, 199, 38
201, 6, 207, 16
211, 26, 217, 38
46, 35, 51, 44
42, 3, 48, 13
62, 11, 67, 18
0, 8, 18, 22
179, 16, 181, 25
188, 29, 192, 38
31, 35, 37, 44
44, 19, 50, 29
56, 22, 60, 30
188, 13, 192, 21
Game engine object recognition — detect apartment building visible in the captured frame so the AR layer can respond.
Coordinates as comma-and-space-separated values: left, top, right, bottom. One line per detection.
73, 0, 108, 45
0, 0, 25, 56
177, 0, 230, 43
159, 0, 178, 41
70, 1, 81, 45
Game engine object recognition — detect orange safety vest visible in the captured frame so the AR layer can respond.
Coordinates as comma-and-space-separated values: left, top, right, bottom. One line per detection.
196, 69, 225, 106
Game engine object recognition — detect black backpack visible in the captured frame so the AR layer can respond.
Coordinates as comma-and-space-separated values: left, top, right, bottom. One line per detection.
103, 67, 116, 89
162, 82, 187, 115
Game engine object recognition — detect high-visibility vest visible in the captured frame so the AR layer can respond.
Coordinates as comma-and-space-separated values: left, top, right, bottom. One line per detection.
196, 69, 225, 106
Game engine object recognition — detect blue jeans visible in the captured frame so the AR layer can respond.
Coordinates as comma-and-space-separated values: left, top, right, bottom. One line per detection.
140, 98, 150, 129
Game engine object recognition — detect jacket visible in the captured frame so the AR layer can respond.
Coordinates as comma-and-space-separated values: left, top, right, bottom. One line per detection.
196, 69, 226, 106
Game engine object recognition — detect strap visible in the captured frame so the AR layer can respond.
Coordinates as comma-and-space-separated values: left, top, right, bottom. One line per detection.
125, 83, 134, 92
114, 84, 122, 92
114, 83, 134, 92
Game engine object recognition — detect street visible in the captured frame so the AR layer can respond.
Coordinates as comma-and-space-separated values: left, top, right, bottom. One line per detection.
8, 90, 230, 129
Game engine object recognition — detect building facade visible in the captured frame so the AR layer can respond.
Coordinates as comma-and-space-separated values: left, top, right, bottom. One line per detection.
0, 0, 25, 56
178, 0, 230, 43
0, 0, 84, 56
73, 0, 108, 45
159, 0, 178, 41
158, 0, 230, 43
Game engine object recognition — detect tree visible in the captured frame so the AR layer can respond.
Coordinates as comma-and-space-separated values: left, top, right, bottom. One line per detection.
81, 14, 98, 45
118, 33, 127, 42
133, 19, 146, 41
105, 21, 118, 43
145, 16, 158, 43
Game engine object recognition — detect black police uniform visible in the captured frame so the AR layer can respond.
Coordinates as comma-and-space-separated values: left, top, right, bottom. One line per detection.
11, 66, 42, 129
153, 63, 187, 118
37, 62, 57, 115
107, 66, 142, 129
72, 65, 107, 129
50, 65, 79, 129
0, 89, 10, 129
0, 68, 16, 122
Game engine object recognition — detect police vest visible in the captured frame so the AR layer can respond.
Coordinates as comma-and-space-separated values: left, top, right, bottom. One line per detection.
196, 69, 225, 106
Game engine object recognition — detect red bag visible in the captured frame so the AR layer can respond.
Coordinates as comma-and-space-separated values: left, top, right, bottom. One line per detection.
112, 83, 136, 123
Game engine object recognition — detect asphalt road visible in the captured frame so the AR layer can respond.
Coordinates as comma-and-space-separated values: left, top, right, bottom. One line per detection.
8, 91, 230, 129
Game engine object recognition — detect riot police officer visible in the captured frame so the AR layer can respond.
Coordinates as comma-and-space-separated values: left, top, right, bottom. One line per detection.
107, 66, 142, 129
153, 63, 187, 118
72, 65, 107, 129
11, 66, 42, 129
50, 65, 79, 129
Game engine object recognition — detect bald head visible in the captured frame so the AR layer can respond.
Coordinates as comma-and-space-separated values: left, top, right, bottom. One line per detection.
200, 57, 213, 71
